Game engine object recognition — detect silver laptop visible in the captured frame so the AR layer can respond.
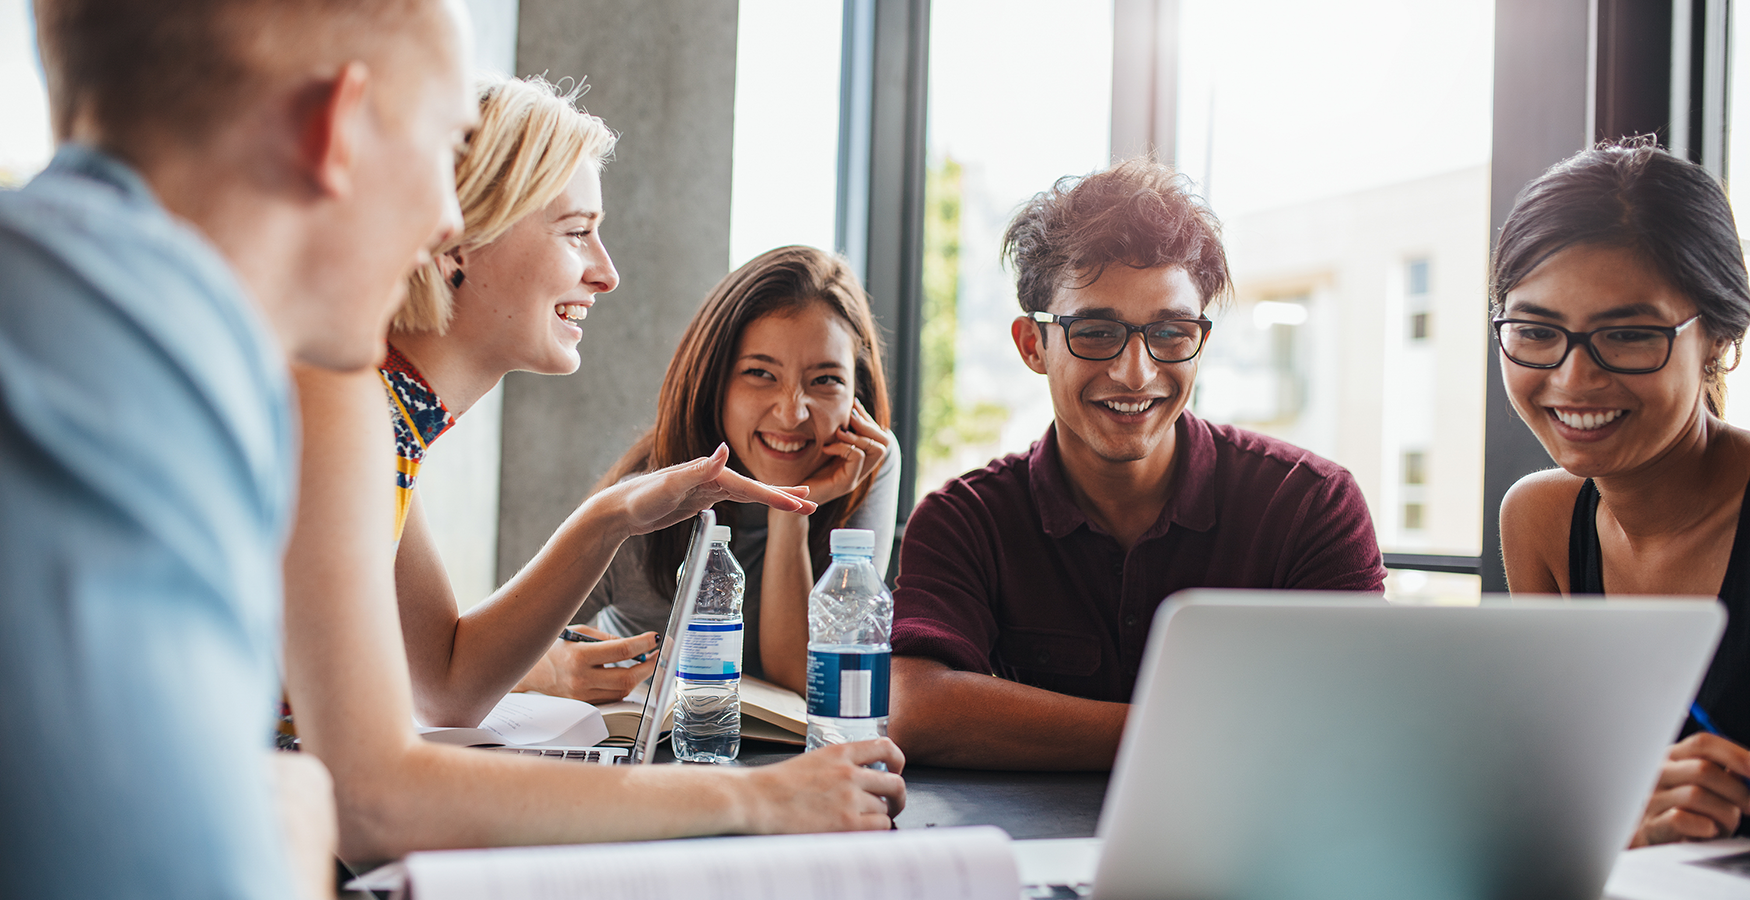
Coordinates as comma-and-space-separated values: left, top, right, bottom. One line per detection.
489, 510, 713, 766
626, 509, 714, 764
1090, 590, 1724, 900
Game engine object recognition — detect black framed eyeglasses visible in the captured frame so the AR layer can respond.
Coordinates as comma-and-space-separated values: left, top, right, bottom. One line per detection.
1029, 311, 1213, 364
1491, 315, 1701, 374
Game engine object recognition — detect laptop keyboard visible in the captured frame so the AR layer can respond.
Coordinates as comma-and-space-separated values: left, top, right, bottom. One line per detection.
487, 746, 631, 764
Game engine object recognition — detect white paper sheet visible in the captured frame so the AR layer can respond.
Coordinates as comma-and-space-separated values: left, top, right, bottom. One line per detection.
416, 692, 608, 748
1603, 838, 1750, 900
401, 825, 1019, 900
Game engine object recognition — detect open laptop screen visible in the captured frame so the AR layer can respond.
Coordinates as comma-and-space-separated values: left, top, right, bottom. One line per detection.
629, 510, 715, 764
1094, 591, 1724, 900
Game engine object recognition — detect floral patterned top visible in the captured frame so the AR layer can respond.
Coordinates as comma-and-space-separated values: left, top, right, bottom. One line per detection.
379, 344, 455, 542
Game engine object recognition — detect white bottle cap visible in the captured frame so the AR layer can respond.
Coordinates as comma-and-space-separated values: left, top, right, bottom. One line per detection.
708, 525, 733, 543
829, 528, 876, 556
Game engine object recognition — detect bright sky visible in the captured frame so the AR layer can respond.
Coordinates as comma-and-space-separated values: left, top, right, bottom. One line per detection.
926, 0, 1115, 206
728, 0, 844, 269
1177, 0, 1496, 218
0, 0, 50, 181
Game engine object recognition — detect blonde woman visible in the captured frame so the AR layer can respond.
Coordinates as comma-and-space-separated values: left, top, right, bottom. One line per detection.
283, 75, 904, 862
378, 75, 789, 725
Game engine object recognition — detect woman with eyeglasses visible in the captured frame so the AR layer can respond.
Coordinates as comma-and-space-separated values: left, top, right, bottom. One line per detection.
516, 245, 898, 698
1496, 140, 1750, 846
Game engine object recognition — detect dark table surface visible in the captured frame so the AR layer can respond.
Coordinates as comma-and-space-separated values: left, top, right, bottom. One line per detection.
659, 739, 1110, 840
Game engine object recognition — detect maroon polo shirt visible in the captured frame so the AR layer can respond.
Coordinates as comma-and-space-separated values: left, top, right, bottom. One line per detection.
892, 413, 1386, 703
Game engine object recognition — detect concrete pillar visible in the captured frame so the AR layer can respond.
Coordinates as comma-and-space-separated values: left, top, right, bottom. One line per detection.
498, 0, 740, 581
412, 0, 519, 610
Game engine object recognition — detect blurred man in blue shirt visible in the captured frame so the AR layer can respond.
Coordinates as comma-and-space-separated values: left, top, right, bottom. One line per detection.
0, 1, 474, 896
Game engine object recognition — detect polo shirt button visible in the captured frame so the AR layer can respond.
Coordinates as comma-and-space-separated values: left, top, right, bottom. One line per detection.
1034, 650, 1050, 664
1123, 615, 1138, 628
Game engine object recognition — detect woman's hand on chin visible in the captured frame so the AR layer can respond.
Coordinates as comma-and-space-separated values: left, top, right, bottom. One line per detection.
1630, 732, 1750, 846
798, 399, 894, 508
609, 443, 816, 536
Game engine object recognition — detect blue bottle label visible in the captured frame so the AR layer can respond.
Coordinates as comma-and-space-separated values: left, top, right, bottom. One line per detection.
806, 650, 890, 718
677, 620, 742, 681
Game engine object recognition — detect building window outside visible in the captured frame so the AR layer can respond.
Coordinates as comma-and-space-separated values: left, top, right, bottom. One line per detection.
1401, 448, 1427, 533
1406, 257, 1430, 295
1405, 257, 1432, 341
1403, 449, 1426, 485
1196, 295, 1309, 425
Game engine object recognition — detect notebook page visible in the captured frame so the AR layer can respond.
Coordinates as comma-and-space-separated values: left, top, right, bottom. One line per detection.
740, 675, 806, 731
403, 825, 1018, 900
476, 693, 607, 747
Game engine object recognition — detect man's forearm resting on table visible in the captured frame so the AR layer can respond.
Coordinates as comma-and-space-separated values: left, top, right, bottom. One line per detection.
888, 656, 1128, 770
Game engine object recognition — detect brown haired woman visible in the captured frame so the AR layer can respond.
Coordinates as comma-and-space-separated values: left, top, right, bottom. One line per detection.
517, 245, 899, 697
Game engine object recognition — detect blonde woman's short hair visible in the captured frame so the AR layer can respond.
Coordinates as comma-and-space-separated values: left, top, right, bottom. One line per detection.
396, 74, 617, 334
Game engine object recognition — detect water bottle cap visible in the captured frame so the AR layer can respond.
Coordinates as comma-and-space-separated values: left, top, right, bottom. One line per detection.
708, 525, 733, 543
829, 528, 876, 556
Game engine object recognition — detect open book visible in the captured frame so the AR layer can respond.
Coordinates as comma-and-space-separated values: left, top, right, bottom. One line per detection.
418, 692, 608, 749
352, 825, 1019, 900
596, 674, 807, 746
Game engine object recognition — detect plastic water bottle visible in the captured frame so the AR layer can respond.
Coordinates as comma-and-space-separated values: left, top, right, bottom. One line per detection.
673, 525, 744, 763
805, 528, 892, 757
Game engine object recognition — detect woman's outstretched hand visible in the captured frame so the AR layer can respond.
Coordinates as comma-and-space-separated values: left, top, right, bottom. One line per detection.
1630, 732, 1750, 846
800, 398, 894, 507
607, 443, 816, 537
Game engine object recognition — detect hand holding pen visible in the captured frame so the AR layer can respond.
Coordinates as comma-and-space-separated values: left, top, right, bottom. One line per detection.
512, 624, 659, 704
561, 626, 656, 663
1628, 703, 1750, 847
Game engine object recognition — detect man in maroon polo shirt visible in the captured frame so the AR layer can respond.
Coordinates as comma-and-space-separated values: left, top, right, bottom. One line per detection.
887, 159, 1386, 770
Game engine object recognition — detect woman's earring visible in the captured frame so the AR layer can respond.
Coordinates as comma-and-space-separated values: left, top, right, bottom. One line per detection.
450, 269, 466, 289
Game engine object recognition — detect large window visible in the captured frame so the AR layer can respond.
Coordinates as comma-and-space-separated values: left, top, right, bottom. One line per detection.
0, 0, 50, 185
915, 0, 1114, 502
1177, 0, 1495, 601
729, 0, 843, 269
1724, 1, 1750, 420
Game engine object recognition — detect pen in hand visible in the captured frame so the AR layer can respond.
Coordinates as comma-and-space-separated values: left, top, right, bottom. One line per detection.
560, 627, 654, 664
1689, 702, 1750, 788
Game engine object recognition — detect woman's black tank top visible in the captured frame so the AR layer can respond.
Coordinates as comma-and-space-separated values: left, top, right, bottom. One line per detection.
1569, 478, 1750, 754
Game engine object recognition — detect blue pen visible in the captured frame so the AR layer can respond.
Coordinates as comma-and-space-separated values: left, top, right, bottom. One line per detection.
1689, 702, 1750, 788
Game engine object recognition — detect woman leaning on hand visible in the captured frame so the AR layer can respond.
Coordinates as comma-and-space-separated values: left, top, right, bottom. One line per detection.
1495, 138, 1750, 845
519, 245, 899, 698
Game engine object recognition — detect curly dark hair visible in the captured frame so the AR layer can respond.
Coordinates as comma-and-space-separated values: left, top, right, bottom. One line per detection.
1002, 157, 1230, 313
1491, 137, 1750, 413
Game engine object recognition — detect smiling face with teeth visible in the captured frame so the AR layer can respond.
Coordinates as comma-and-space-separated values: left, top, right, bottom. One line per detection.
1502, 243, 1724, 478
1013, 264, 1207, 483
440, 162, 619, 378
720, 302, 860, 487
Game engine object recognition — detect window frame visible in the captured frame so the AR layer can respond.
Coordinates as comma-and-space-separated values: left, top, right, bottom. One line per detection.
839, 0, 1733, 587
